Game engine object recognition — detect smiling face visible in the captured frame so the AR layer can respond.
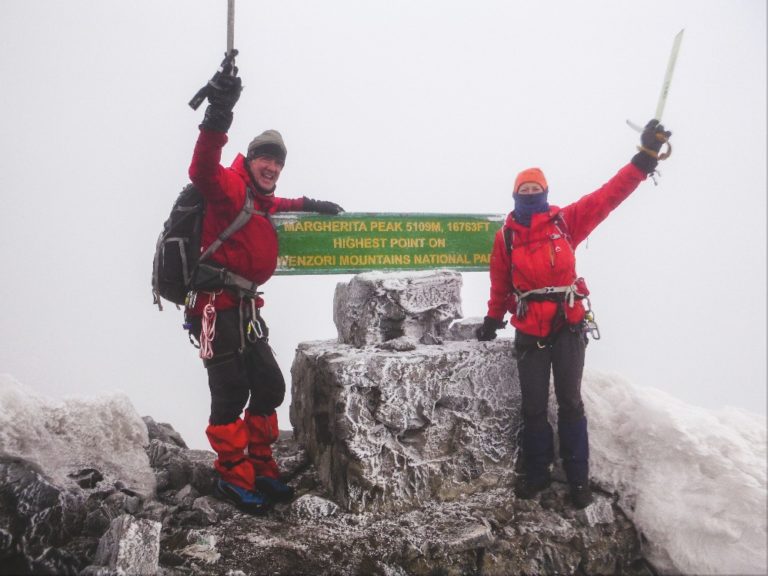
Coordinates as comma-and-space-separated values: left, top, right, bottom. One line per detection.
248, 155, 284, 192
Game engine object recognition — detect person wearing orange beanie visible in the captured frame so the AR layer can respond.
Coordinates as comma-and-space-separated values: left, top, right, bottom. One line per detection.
477, 120, 672, 509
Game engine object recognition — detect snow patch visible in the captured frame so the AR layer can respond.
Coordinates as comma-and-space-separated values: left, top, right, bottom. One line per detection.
584, 369, 767, 575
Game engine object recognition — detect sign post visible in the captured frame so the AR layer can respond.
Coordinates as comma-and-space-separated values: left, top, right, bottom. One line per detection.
273, 213, 503, 275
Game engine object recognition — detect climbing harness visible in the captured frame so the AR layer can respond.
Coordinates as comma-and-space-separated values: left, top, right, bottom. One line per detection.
514, 282, 587, 320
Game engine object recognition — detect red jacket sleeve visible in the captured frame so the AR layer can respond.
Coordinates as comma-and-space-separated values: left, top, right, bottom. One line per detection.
188, 129, 232, 203
560, 162, 647, 247
486, 229, 514, 321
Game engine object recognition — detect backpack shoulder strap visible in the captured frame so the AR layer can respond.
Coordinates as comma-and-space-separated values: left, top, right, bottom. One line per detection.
199, 187, 265, 262
503, 226, 513, 256
553, 212, 572, 245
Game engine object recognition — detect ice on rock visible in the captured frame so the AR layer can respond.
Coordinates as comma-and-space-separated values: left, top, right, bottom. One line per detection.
0, 374, 155, 496
333, 269, 463, 347
293, 271, 520, 512
93, 514, 162, 575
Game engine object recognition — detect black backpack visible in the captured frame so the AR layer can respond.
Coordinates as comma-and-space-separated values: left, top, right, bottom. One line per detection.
152, 184, 262, 310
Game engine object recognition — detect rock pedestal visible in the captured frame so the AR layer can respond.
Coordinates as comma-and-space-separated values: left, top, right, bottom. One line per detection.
333, 270, 463, 347
292, 271, 522, 513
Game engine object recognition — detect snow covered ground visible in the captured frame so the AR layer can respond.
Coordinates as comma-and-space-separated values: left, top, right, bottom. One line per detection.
584, 369, 766, 575
0, 371, 765, 574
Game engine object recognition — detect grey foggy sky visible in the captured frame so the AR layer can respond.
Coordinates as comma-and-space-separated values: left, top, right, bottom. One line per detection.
0, 0, 765, 449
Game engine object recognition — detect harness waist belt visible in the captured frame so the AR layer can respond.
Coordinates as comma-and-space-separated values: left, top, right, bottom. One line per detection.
515, 283, 586, 319
194, 262, 261, 299
524, 292, 578, 302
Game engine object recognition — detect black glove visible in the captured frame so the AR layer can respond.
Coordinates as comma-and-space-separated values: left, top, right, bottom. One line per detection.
476, 316, 506, 341
200, 74, 242, 133
208, 73, 242, 111
631, 119, 672, 174
303, 197, 344, 214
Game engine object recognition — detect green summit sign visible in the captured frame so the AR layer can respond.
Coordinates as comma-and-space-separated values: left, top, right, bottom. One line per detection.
273, 212, 504, 275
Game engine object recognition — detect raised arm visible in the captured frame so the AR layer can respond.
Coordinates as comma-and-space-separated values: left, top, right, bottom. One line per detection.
188, 60, 242, 201
561, 120, 672, 247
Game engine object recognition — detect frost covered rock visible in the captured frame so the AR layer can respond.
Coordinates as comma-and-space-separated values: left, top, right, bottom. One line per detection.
0, 375, 155, 496
147, 438, 216, 493
143, 415, 188, 449
290, 338, 520, 512
0, 453, 85, 574
92, 514, 161, 575
580, 495, 615, 527
333, 270, 463, 347
447, 316, 485, 341
291, 494, 340, 519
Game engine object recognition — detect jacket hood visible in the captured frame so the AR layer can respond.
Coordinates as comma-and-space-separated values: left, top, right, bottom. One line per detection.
231, 153, 251, 182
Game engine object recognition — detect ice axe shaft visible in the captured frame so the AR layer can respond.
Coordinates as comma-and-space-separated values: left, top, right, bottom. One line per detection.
188, 0, 238, 110
227, 0, 235, 54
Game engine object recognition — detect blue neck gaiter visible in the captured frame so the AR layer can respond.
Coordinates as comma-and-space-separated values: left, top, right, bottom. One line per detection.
513, 191, 549, 226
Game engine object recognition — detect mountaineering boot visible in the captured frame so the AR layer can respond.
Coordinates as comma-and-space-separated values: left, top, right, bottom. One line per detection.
570, 483, 593, 509
515, 424, 555, 499
245, 410, 294, 502
255, 476, 295, 503
514, 475, 552, 499
205, 419, 256, 491
558, 416, 593, 508
213, 478, 270, 514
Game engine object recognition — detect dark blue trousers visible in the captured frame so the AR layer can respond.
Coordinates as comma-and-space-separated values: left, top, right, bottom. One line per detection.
515, 324, 589, 484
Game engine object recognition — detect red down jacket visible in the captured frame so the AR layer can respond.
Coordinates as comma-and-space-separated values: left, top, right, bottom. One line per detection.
486, 162, 648, 338
187, 129, 305, 315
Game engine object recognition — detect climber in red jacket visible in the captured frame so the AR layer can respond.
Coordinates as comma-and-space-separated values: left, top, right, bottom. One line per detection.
477, 120, 672, 509
186, 57, 343, 513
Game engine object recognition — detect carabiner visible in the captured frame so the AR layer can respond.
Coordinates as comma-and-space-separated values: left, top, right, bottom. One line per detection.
584, 311, 601, 340
247, 318, 264, 342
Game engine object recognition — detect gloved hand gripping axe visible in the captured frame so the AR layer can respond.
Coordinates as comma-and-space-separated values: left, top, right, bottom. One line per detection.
188, 49, 239, 110
627, 29, 684, 161
188, 0, 239, 110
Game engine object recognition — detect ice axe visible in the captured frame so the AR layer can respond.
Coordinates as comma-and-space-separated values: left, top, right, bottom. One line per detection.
627, 29, 684, 160
188, 0, 238, 110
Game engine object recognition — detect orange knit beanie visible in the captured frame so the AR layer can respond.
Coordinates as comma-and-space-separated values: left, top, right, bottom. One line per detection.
514, 167, 548, 193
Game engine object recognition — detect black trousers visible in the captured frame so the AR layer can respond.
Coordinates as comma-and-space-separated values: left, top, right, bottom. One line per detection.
515, 324, 587, 431
191, 308, 286, 426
